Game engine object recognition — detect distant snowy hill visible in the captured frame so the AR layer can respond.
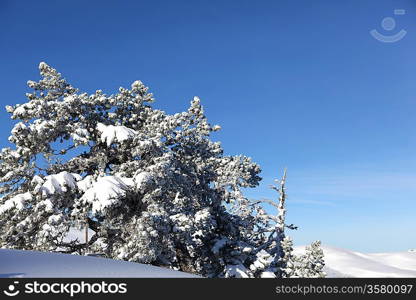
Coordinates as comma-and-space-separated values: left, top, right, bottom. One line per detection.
0, 249, 197, 278
294, 245, 416, 278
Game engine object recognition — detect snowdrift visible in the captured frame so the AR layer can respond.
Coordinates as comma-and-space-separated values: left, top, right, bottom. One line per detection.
295, 245, 416, 278
1, 245, 415, 278
0, 249, 197, 278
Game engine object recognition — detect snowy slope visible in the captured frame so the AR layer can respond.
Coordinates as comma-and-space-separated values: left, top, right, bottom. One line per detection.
1, 245, 415, 278
0, 249, 198, 278
294, 245, 416, 278
367, 252, 416, 272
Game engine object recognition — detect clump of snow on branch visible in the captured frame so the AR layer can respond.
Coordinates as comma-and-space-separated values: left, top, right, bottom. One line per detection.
96, 123, 136, 147
38, 172, 81, 197
0, 192, 32, 214
80, 176, 133, 214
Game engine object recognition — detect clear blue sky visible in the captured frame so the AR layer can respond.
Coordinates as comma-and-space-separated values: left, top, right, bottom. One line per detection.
1, 0, 415, 252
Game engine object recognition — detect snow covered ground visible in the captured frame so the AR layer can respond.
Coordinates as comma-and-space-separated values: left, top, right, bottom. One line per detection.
295, 245, 416, 278
1, 245, 414, 278
0, 249, 198, 278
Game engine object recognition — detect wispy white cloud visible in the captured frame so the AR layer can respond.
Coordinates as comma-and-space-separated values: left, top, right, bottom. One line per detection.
291, 171, 416, 199
289, 199, 337, 206
255, 166, 416, 207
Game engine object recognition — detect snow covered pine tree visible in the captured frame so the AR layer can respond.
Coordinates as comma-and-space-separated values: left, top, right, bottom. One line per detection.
295, 241, 326, 278
243, 170, 326, 278
0, 62, 324, 278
